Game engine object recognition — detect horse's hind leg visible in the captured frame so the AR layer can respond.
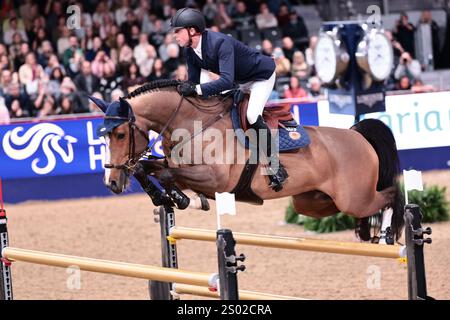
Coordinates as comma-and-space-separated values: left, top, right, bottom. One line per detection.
335, 186, 396, 218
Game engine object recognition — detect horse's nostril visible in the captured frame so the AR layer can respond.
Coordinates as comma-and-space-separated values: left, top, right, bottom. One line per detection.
110, 180, 117, 189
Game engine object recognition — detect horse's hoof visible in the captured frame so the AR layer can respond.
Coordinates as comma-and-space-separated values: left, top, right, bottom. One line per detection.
198, 193, 210, 211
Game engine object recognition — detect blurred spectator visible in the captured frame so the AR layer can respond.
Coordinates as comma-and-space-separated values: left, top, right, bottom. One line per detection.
216, 2, 233, 30
418, 10, 440, 68
62, 36, 84, 76
3, 17, 28, 45
203, 0, 219, 28
149, 19, 166, 48
82, 26, 96, 53
57, 27, 72, 57
411, 78, 436, 93
0, 96, 10, 124
147, 58, 168, 82
59, 77, 87, 114
91, 51, 116, 78
273, 47, 291, 77
0, 70, 14, 96
396, 75, 412, 91
37, 40, 54, 68
394, 52, 421, 81
142, 13, 158, 35
282, 10, 308, 51
173, 64, 188, 81
85, 37, 105, 62
159, 34, 175, 62
134, 0, 151, 24
284, 76, 307, 99
122, 62, 144, 90
134, 33, 152, 66
304, 35, 317, 75
44, 54, 66, 76
45, 1, 63, 38
99, 63, 121, 101
385, 30, 405, 65
307, 76, 323, 98
74, 61, 100, 96
31, 27, 49, 53
19, 0, 37, 31
121, 10, 140, 46
47, 67, 64, 100
277, 4, 290, 28
116, 0, 132, 27
261, 39, 274, 56
281, 37, 296, 62
291, 51, 309, 80
256, 2, 278, 29
394, 12, 416, 58
232, 1, 255, 30
111, 88, 125, 101
164, 43, 181, 76
93, 1, 113, 28
18, 52, 45, 93
139, 44, 157, 78
4, 82, 32, 117
114, 33, 134, 74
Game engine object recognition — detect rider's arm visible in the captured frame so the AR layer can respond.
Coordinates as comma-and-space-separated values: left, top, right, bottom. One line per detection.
199, 39, 235, 97
185, 49, 201, 84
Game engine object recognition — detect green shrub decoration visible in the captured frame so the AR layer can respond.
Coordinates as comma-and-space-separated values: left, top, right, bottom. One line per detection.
405, 185, 449, 223
285, 184, 449, 233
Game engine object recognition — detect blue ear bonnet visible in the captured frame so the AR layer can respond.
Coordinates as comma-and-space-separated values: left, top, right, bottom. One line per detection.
91, 97, 135, 137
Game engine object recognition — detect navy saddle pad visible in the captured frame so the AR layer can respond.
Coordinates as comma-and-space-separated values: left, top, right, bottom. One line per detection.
230, 106, 311, 152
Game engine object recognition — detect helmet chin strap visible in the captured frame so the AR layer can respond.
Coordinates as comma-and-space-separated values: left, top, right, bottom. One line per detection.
186, 28, 200, 48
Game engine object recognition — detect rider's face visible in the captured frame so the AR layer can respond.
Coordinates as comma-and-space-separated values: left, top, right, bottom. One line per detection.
173, 28, 192, 47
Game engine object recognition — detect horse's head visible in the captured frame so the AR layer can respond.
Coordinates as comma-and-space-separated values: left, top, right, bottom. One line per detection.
90, 96, 149, 194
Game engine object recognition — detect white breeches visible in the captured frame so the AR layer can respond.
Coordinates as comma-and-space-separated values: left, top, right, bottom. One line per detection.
200, 69, 277, 125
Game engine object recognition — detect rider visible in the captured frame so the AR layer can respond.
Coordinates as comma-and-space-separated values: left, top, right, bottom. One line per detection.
170, 7, 288, 191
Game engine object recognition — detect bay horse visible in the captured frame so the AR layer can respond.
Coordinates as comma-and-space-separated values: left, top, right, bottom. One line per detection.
91, 79, 404, 241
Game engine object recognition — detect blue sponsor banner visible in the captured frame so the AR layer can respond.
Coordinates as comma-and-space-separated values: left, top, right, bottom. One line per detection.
0, 116, 165, 180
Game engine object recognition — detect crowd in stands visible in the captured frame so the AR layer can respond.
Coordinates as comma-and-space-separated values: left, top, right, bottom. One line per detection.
0, 0, 447, 124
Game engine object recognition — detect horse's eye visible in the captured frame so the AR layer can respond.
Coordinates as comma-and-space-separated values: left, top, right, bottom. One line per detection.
117, 133, 126, 140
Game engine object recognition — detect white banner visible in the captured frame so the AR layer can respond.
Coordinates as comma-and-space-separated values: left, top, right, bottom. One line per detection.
317, 91, 450, 150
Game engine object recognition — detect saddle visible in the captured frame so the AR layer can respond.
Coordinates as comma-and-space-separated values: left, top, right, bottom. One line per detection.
231, 90, 311, 152
233, 90, 297, 131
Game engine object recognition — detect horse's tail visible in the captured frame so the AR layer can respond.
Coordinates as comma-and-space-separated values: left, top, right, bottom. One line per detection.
351, 118, 404, 242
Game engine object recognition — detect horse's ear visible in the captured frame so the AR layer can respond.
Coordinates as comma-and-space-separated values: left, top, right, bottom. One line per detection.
119, 97, 135, 120
88, 96, 108, 113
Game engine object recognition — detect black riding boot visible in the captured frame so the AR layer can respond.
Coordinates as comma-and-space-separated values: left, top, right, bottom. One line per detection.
251, 116, 289, 192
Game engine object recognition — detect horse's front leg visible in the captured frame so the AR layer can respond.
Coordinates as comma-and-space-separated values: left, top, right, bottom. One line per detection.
158, 164, 230, 205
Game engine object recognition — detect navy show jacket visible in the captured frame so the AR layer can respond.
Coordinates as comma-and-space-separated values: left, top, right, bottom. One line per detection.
184, 30, 276, 97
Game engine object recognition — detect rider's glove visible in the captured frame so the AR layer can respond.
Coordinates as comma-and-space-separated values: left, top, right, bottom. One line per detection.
178, 81, 197, 96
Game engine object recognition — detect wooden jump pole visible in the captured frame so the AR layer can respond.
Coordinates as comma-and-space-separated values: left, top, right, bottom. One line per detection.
2, 247, 218, 288
172, 283, 307, 300
169, 227, 406, 259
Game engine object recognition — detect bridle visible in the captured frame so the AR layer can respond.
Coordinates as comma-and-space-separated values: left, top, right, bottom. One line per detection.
104, 116, 150, 173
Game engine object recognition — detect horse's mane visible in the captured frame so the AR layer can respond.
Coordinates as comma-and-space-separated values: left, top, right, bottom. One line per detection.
126, 79, 181, 99
126, 79, 233, 114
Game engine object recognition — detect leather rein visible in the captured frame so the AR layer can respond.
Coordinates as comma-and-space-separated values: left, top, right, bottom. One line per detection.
104, 90, 234, 174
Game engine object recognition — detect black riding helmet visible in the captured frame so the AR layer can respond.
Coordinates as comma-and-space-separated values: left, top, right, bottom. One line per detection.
170, 8, 206, 33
